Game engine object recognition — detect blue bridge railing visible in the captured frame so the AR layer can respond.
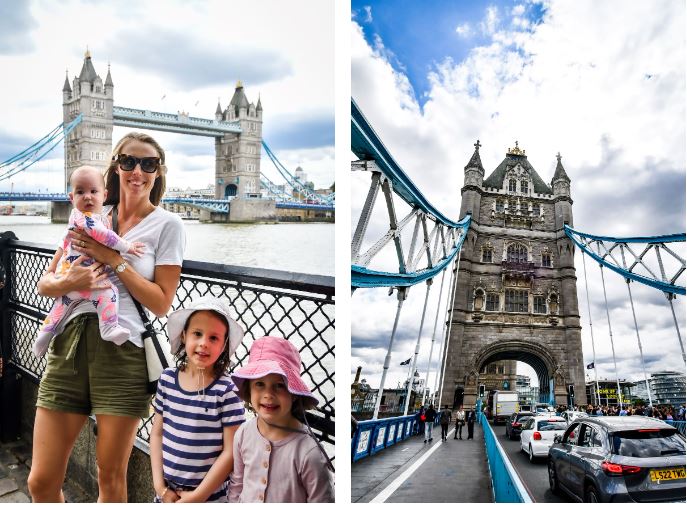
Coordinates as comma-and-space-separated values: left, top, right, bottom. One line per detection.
351, 414, 441, 461
478, 411, 532, 503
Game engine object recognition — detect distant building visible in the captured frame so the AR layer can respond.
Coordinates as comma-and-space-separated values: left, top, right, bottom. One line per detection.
585, 378, 635, 407
650, 371, 686, 408
516, 374, 539, 406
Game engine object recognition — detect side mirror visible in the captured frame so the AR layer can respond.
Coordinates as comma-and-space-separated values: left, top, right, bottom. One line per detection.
554, 435, 562, 444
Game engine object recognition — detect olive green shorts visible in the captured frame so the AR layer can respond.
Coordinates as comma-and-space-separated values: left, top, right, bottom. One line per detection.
37, 313, 152, 418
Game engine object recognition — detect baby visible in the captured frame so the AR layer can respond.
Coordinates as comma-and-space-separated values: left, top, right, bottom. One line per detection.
33, 166, 145, 357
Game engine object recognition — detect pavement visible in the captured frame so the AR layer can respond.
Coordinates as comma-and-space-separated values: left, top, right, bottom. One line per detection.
0, 435, 94, 503
352, 423, 493, 503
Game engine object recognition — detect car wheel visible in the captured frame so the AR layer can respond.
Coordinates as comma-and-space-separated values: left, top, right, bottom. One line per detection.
548, 460, 560, 495
586, 485, 599, 503
529, 445, 535, 462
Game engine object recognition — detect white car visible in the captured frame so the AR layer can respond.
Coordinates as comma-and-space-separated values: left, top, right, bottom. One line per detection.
519, 415, 567, 462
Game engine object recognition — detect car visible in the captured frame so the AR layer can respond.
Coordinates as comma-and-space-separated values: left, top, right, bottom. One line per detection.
560, 410, 588, 425
506, 412, 535, 440
548, 416, 686, 502
520, 415, 568, 462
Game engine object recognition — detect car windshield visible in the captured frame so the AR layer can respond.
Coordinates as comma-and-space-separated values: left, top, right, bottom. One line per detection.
611, 429, 686, 457
538, 420, 567, 431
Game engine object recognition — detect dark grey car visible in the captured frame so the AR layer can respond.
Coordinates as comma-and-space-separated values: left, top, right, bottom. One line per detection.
505, 412, 535, 440
548, 416, 686, 502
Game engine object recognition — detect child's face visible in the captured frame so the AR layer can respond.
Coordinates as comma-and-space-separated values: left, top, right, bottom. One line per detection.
182, 311, 228, 372
250, 373, 294, 424
69, 168, 106, 213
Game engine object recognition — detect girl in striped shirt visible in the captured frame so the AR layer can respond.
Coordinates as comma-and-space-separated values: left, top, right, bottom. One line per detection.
150, 297, 246, 503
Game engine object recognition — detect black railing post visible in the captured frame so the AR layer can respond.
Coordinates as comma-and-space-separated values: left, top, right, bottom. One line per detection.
0, 231, 17, 370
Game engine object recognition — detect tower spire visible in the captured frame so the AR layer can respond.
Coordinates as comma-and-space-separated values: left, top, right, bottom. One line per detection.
63, 69, 72, 92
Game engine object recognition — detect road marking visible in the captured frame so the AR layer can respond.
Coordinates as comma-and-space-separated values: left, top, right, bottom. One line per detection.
370, 428, 455, 503
401, 448, 409, 452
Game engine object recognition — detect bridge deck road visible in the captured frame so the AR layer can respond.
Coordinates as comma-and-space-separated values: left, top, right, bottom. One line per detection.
496, 425, 566, 503
352, 423, 492, 503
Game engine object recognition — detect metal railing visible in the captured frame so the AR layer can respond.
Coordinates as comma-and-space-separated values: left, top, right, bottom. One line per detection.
351, 413, 442, 461
478, 411, 532, 503
0, 235, 334, 460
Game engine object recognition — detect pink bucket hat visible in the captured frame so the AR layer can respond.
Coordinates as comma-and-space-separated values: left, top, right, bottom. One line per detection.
231, 336, 319, 409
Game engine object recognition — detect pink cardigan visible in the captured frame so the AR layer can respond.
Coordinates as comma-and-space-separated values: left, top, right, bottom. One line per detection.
228, 418, 334, 503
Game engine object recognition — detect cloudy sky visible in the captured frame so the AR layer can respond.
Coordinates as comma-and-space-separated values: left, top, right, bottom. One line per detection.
351, 0, 686, 396
0, 0, 333, 193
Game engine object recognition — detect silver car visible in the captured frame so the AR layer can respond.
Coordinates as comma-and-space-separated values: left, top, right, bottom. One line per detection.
548, 416, 686, 502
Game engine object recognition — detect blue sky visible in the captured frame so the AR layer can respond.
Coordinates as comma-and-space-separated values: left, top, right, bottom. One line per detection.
0, 0, 334, 192
352, 0, 546, 106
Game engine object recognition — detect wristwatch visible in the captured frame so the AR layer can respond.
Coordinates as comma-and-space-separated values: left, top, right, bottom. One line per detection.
114, 261, 128, 274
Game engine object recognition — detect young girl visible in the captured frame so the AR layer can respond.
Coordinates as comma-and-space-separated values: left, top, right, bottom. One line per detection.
229, 336, 334, 503
34, 166, 145, 357
151, 296, 246, 503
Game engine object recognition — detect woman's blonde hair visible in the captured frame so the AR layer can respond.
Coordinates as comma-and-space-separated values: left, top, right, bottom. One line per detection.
104, 132, 167, 206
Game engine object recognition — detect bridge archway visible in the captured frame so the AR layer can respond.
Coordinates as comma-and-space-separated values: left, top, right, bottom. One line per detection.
225, 184, 237, 197
460, 340, 569, 410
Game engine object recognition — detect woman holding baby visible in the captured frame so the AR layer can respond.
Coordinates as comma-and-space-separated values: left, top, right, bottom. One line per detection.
28, 132, 185, 502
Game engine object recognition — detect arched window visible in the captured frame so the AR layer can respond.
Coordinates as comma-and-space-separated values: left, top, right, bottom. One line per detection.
542, 252, 552, 267
486, 293, 499, 311
521, 181, 528, 194
507, 243, 528, 263
508, 179, 517, 192
532, 203, 540, 216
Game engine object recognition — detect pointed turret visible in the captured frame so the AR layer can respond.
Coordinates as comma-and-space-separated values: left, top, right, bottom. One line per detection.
105, 63, 113, 87
229, 80, 250, 118
78, 48, 98, 83
551, 152, 573, 228
63, 70, 72, 92
256, 95, 262, 111
215, 99, 223, 121
460, 140, 485, 221
551, 152, 570, 184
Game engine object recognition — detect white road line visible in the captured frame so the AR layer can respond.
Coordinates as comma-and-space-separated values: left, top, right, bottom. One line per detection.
370, 428, 455, 503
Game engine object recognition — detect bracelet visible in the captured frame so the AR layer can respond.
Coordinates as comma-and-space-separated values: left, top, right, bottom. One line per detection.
160, 487, 169, 500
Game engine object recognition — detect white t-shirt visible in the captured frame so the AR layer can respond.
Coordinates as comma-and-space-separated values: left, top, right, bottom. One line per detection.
56, 205, 185, 346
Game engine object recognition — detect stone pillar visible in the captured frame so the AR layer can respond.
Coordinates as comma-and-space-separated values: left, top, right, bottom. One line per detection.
50, 201, 71, 223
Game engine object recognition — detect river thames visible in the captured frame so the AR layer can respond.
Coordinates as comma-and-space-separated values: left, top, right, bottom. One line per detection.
0, 216, 334, 276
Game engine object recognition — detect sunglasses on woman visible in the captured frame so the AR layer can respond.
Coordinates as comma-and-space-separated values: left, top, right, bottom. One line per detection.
115, 154, 160, 173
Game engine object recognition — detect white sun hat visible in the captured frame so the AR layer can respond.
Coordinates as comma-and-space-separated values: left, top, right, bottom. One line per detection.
166, 296, 244, 358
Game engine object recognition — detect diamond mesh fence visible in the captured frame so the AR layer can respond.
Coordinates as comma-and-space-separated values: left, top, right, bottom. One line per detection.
1, 239, 334, 461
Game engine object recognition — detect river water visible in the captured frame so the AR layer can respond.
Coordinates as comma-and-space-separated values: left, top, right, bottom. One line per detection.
0, 216, 334, 275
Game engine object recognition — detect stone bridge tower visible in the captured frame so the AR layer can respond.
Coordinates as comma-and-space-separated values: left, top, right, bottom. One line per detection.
440, 141, 584, 410
62, 50, 114, 191
214, 82, 263, 199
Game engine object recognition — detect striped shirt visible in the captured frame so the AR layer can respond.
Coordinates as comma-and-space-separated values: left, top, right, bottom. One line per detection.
153, 367, 245, 502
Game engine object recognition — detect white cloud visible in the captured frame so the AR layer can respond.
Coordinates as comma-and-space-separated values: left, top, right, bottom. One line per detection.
364, 5, 373, 23
455, 22, 472, 38
351, 0, 685, 393
481, 5, 500, 36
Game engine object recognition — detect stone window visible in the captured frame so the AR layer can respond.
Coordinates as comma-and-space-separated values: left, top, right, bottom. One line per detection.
534, 296, 547, 314
482, 248, 492, 263
486, 293, 499, 311
509, 179, 517, 192
507, 243, 528, 263
532, 203, 540, 216
496, 200, 504, 212
521, 181, 529, 194
505, 289, 528, 312
542, 252, 552, 267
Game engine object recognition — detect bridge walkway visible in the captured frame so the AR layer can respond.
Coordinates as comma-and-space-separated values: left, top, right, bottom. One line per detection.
352, 423, 492, 503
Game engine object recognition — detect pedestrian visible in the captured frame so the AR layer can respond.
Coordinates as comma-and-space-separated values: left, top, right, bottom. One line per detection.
619, 405, 628, 416
417, 405, 426, 436
439, 405, 451, 442
150, 297, 246, 502
466, 409, 476, 440
29, 132, 185, 502
454, 406, 465, 440
424, 404, 437, 443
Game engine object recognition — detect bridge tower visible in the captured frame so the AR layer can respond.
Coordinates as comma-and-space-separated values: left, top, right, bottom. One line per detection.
440, 141, 584, 410
214, 82, 262, 199
62, 50, 114, 191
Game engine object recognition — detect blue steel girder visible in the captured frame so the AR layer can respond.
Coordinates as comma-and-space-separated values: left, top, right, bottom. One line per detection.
564, 225, 686, 296
162, 197, 230, 213
351, 99, 471, 289
113, 106, 241, 137
0, 192, 68, 201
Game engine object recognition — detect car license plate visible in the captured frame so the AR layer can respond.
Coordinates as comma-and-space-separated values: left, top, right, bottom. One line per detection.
650, 467, 686, 482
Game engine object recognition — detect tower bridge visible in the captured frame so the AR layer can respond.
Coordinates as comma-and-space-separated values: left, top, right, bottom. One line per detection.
350, 99, 685, 501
